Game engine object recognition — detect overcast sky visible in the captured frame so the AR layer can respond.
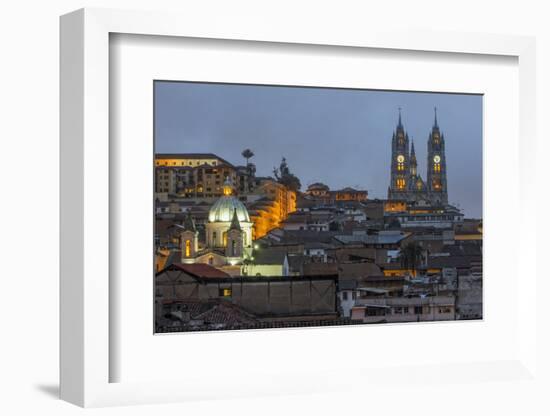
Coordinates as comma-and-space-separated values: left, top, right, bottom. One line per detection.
155, 81, 482, 218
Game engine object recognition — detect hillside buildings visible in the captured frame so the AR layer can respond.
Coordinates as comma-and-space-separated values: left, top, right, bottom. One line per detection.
154, 108, 482, 332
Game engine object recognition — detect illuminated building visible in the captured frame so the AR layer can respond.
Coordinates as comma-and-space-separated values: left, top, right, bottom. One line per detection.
305, 183, 368, 203
333, 187, 368, 201
384, 204, 463, 229
248, 178, 296, 239
388, 108, 448, 205
178, 178, 253, 266
383, 200, 407, 213
154, 153, 255, 198
306, 182, 330, 197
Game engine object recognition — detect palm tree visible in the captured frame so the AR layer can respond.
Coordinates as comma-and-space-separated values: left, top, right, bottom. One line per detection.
399, 242, 424, 277
241, 149, 254, 166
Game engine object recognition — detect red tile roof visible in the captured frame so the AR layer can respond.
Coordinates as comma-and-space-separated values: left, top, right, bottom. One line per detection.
171, 263, 231, 278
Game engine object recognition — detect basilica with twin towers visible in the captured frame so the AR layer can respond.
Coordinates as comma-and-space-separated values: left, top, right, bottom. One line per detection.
388, 108, 449, 206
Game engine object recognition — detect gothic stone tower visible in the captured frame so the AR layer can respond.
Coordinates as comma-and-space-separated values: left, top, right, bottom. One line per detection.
388, 109, 411, 200
426, 108, 448, 205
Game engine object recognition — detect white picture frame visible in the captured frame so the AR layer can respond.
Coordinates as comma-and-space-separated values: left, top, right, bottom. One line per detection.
60, 7, 539, 408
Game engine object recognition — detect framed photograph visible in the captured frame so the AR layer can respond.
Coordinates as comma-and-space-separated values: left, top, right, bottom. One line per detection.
60, 8, 539, 408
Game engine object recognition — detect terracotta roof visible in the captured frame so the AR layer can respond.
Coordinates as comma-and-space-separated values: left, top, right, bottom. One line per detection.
171, 263, 231, 278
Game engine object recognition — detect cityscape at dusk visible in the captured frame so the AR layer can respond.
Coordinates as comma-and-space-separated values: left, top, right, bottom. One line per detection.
154, 81, 483, 333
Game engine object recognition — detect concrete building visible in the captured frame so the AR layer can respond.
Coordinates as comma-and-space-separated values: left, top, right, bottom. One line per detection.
155, 153, 237, 198
242, 248, 290, 277
350, 294, 456, 323
384, 204, 463, 229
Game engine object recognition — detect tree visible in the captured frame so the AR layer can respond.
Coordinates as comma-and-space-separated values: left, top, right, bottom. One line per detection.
399, 242, 424, 276
273, 157, 301, 192
241, 149, 254, 166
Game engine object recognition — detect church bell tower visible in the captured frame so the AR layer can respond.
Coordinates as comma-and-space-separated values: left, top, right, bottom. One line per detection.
388, 108, 411, 200
426, 108, 448, 205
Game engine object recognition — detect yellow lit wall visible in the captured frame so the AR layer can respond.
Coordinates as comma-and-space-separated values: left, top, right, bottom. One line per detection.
334, 191, 368, 201
250, 180, 296, 239
384, 201, 407, 213
155, 157, 221, 167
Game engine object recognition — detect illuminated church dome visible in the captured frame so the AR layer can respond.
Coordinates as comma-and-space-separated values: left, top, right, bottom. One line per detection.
208, 178, 250, 223
205, 178, 253, 254
208, 195, 250, 223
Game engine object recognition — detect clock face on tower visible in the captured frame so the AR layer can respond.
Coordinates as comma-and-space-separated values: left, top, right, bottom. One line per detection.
397, 155, 405, 163
433, 155, 441, 163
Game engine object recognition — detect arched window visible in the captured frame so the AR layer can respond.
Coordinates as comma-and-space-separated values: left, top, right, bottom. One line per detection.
232, 240, 236, 257
223, 232, 227, 247
212, 231, 217, 245
208, 256, 214, 265
185, 240, 191, 257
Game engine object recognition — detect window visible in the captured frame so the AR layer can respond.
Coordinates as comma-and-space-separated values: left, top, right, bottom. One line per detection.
208, 256, 214, 265
414, 306, 423, 314
342, 292, 348, 301
219, 288, 232, 297
185, 240, 191, 257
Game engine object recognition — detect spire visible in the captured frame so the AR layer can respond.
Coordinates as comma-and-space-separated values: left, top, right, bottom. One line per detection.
229, 208, 241, 231
410, 139, 417, 164
434, 106, 439, 128
410, 138, 417, 177
397, 107, 403, 128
